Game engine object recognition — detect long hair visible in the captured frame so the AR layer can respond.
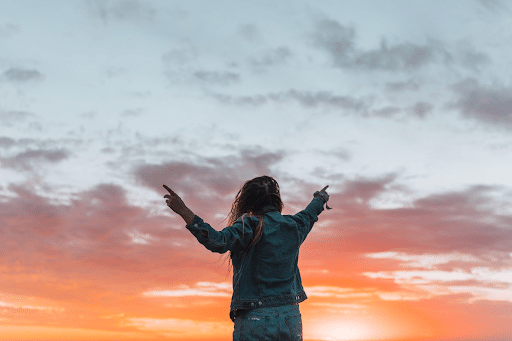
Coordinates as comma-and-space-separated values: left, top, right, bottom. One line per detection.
227, 175, 283, 253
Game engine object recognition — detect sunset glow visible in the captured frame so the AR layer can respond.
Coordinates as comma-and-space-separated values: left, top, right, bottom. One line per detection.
2, 0, 512, 340
309, 319, 374, 340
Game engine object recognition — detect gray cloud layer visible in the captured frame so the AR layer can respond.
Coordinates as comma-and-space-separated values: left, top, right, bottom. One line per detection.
312, 18, 439, 71
476, 0, 509, 11
250, 47, 292, 67
210, 89, 434, 119
85, 0, 156, 25
3, 68, 43, 82
210, 89, 369, 111
193, 71, 240, 86
0, 149, 70, 171
0, 111, 36, 127
450, 78, 512, 128
311, 17, 489, 72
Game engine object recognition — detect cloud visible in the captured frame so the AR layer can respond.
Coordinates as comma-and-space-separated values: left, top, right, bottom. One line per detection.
133, 148, 285, 198
0, 326, 150, 340
144, 282, 231, 297
3, 68, 43, 82
210, 88, 436, 120
385, 79, 420, 92
0, 143, 510, 331
250, 47, 292, 67
364, 251, 512, 303
337, 174, 398, 203
0, 182, 209, 308
85, 0, 156, 25
366, 252, 481, 270
193, 70, 240, 86
120, 108, 144, 117
0, 137, 15, 149
0, 111, 36, 127
103, 67, 128, 78
210, 88, 433, 119
286, 90, 368, 109
0, 300, 64, 312
371, 105, 401, 118
408, 101, 434, 118
452, 40, 490, 70
475, 0, 509, 11
353, 39, 440, 71
312, 18, 355, 66
302, 179, 512, 271
210, 89, 370, 112
162, 48, 198, 66
318, 147, 351, 162
124, 317, 232, 338
1, 168, 511, 335
0, 23, 21, 38
311, 18, 441, 71
311, 17, 488, 73
236, 24, 260, 42
109, 0, 155, 21
132, 148, 289, 231
449, 78, 512, 128
309, 302, 368, 313
305, 286, 374, 299
0, 149, 70, 171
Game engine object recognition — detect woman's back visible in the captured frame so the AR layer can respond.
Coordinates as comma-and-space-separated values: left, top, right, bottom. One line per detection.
231, 206, 321, 301
251, 211, 301, 288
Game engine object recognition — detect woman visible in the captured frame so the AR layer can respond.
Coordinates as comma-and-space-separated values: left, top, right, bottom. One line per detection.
164, 175, 330, 340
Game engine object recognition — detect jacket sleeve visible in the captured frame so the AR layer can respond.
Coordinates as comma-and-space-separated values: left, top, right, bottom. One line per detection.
290, 196, 325, 244
185, 215, 254, 254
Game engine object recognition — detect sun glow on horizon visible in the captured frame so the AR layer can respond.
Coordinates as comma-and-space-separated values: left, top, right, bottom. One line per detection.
308, 318, 379, 341
304, 304, 435, 341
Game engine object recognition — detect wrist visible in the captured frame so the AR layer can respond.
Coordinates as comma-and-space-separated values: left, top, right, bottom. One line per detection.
314, 191, 332, 210
180, 207, 195, 225
314, 191, 329, 203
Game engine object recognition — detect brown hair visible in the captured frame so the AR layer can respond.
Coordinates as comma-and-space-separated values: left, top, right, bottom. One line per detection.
227, 175, 283, 253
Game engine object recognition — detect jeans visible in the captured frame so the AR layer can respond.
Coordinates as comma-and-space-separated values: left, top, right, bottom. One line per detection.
233, 304, 302, 341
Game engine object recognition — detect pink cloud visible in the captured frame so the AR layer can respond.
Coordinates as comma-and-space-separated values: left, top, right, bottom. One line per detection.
1, 163, 511, 336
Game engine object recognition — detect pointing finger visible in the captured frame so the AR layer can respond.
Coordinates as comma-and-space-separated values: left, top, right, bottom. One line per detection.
163, 184, 174, 194
321, 185, 329, 192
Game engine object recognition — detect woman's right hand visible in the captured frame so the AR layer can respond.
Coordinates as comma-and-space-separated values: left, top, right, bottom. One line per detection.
315, 185, 332, 209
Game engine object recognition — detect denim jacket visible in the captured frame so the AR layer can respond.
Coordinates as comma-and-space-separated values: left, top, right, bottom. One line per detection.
185, 195, 326, 322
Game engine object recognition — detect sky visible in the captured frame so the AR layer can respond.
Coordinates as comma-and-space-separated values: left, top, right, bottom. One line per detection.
1, 0, 512, 340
